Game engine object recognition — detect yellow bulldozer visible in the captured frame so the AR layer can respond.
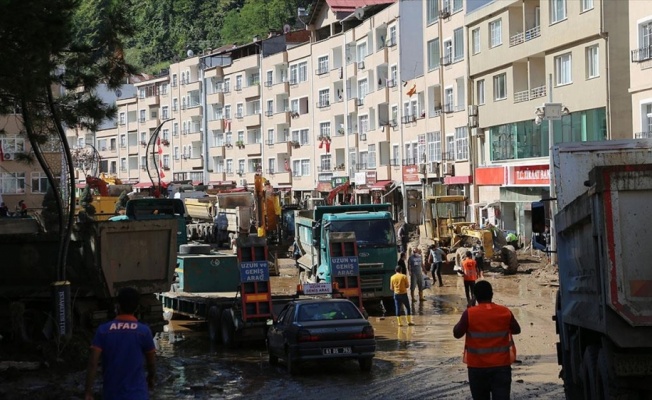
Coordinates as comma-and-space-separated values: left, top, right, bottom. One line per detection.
420, 195, 518, 274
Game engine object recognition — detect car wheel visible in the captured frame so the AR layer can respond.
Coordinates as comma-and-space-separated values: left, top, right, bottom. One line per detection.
286, 351, 300, 375
359, 357, 373, 372
207, 306, 221, 344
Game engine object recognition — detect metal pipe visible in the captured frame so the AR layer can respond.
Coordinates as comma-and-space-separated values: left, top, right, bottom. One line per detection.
547, 74, 557, 266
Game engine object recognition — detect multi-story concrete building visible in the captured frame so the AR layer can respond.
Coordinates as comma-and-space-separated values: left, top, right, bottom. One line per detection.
629, 1, 652, 138
63, 0, 634, 234
466, 0, 631, 235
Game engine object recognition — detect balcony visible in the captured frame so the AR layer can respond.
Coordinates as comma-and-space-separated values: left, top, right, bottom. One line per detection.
385, 36, 397, 48
241, 83, 260, 98
317, 165, 332, 172
513, 85, 547, 103
635, 132, 651, 139
401, 115, 416, 124
632, 46, 652, 63
316, 100, 330, 109
509, 25, 541, 47
243, 113, 261, 127
315, 66, 329, 76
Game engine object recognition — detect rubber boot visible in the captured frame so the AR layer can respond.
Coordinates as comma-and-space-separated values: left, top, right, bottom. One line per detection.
396, 316, 404, 327
408, 315, 415, 326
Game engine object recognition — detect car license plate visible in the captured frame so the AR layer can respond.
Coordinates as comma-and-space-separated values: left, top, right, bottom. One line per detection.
323, 347, 352, 355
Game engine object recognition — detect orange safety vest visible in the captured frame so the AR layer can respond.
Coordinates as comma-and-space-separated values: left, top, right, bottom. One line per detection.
463, 303, 517, 368
462, 258, 478, 282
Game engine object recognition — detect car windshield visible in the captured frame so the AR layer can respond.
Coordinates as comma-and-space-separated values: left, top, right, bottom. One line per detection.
297, 302, 362, 322
329, 219, 396, 246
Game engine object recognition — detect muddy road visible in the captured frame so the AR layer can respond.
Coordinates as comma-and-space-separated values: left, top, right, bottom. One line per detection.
0, 257, 564, 400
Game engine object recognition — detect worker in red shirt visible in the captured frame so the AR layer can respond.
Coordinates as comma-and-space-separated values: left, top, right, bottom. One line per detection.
453, 280, 521, 400
461, 250, 483, 307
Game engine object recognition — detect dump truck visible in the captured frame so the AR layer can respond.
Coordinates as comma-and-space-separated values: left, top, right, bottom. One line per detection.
184, 192, 254, 244
0, 198, 184, 341
553, 140, 652, 398
294, 204, 397, 302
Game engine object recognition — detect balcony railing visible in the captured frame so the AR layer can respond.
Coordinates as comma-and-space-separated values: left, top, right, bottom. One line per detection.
530, 85, 546, 99
264, 80, 273, 87
401, 115, 416, 124
401, 158, 416, 166
510, 25, 541, 47
265, 110, 273, 117
266, 168, 275, 175
514, 90, 530, 103
316, 100, 330, 108
390, 158, 401, 166
317, 166, 332, 172
632, 46, 652, 63
635, 132, 651, 139
315, 66, 329, 75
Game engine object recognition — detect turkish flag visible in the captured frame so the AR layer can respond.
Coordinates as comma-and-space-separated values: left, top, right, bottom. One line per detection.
160, 170, 165, 178
325, 141, 331, 153
284, 158, 291, 172
407, 84, 416, 97
319, 140, 324, 149
157, 137, 161, 146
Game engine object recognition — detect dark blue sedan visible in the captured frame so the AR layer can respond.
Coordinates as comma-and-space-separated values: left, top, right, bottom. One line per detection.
266, 299, 376, 374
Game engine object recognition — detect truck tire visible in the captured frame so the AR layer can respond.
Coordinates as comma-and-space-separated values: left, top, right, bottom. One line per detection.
179, 244, 212, 255
207, 306, 221, 344
597, 348, 633, 400
221, 308, 236, 348
582, 345, 600, 400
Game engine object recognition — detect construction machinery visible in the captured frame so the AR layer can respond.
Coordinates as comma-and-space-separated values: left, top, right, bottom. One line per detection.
0, 198, 185, 342
77, 174, 132, 221
420, 195, 517, 273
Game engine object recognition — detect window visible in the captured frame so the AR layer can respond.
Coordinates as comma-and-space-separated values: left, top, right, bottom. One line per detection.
236, 103, 244, 118
139, 109, 146, 122
356, 42, 368, 62
477, 79, 485, 105
586, 46, 599, 79
224, 105, 231, 120
368, 144, 376, 168
555, 53, 572, 85
223, 78, 231, 93
550, 0, 566, 24
266, 70, 273, 86
317, 56, 329, 74
31, 172, 49, 193
161, 106, 169, 119
119, 112, 126, 125
444, 87, 454, 112
455, 127, 468, 161
472, 29, 480, 55
226, 159, 233, 173
235, 75, 243, 91
417, 135, 426, 164
267, 129, 275, 144
292, 159, 311, 177
444, 40, 452, 64
319, 122, 331, 138
456, 77, 465, 111
431, 131, 442, 162
445, 135, 455, 161
0, 172, 26, 194
163, 155, 170, 168
426, 0, 439, 24
489, 19, 502, 48
392, 144, 400, 165
299, 61, 308, 82
320, 154, 331, 171
173, 98, 178, 111
452, 0, 463, 13
359, 115, 369, 134
237, 130, 245, 143
493, 74, 506, 100
318, 89, 330, 107
453, 28, 464, 62
238, 159, 245, 173
358, 79, 369, 99
581, 0, 593, 12
645, 104, 652, 135
266, 100, 273, 115
268, 158, 276, 174
636, 22, 652, 62
427, 38, 440, 70
388, 25, 397, 47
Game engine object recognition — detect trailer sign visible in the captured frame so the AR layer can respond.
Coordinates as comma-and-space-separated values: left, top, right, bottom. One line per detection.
240, 260, 269, 282
331, 256, 359, 277
303, 283, 332, 295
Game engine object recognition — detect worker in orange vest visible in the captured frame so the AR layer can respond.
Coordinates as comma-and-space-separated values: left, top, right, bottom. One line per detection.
453, 280, 521, 400
461, 250, 483, 307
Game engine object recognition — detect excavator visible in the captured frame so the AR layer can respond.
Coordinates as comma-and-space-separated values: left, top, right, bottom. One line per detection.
326, 181, 352, 205
77, 174, 132, 221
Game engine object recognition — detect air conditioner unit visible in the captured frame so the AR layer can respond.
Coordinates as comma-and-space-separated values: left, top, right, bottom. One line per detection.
440, 8, 451, 19
357, 61, 365, 70
443, 162, 455, 176
428, 161, 440, 174
360, 133, 367, 141
469, 105, 479, 117
469, 115, 479, 128
3, 153, 14, 161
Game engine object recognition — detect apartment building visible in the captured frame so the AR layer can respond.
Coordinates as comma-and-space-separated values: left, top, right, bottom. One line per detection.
629, 2, 652, 138
466, 0, 631, 235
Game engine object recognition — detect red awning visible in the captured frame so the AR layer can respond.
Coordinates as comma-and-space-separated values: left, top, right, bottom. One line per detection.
133, 182, 153, 189
369, 180, 393, 191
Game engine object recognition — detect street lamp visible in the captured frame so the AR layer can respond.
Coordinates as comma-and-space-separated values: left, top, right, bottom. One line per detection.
534, 102, 569, 266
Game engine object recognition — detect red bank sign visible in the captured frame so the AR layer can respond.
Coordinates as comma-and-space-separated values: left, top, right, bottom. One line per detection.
512, 165, 550, 185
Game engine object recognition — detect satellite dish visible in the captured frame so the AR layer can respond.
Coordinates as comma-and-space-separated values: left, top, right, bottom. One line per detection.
187, 49, 194, 58
114, 89, 122, 98
283, 24, 291, 34
354, 7, 365, 20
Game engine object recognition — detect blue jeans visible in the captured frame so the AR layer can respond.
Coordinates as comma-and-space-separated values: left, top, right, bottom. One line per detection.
467, 366, 511, 400
393, 293, 411, 316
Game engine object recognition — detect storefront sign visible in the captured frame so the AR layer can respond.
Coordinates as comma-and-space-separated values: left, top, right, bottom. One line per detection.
354, 172, 367, 186
475, 167, 505, 185
402, 165, 420, 184
512, 165, 550, 185
331, 176, 349, 187
365, 171, 377, 185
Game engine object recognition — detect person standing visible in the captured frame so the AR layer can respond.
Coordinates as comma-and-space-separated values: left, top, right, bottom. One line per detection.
389, 265, 415, 327
85, 287, 157, 400
17, 200, 27, 217
428, 243, 446, 287
408, 247, 426, 302
397, 223, 408, 253
461, 250, 483, 306
0, 202, 8, 217
453, 281, 521, 400
397, 251, 407, 275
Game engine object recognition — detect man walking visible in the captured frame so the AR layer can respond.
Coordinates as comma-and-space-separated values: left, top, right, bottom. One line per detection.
453, 281, 521, 400
397, 223, 408, 253
85, 287, 157, 400
389, 265, 415, 327
408, 247, 426, 302
428, 243, 446, 287
462, 250, 483, 306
